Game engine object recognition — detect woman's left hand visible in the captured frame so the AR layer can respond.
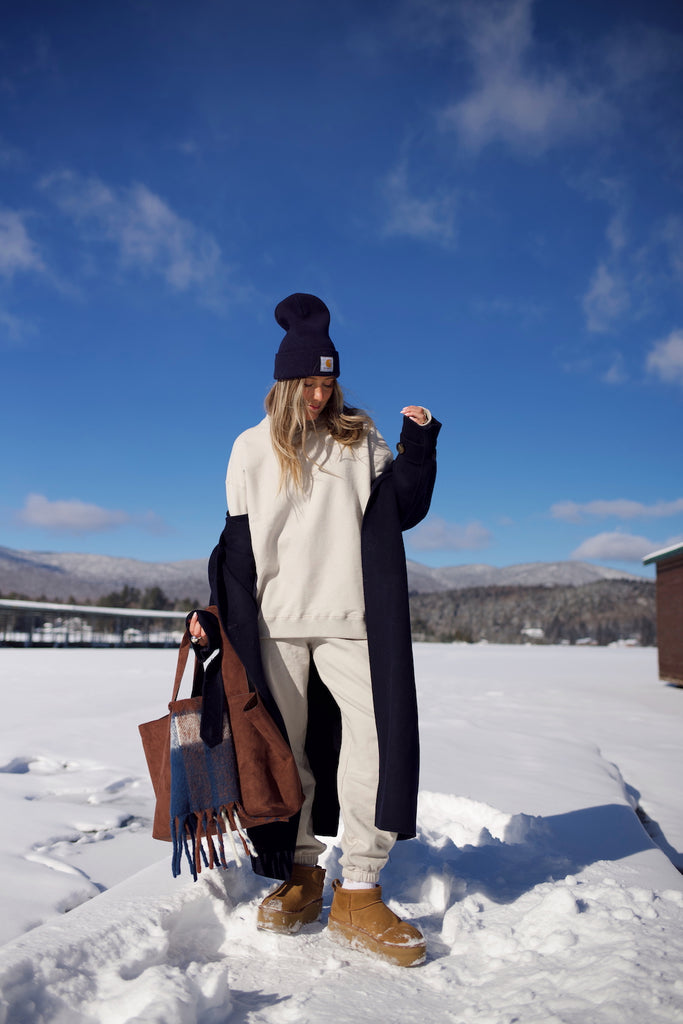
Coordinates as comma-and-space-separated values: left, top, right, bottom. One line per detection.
401, 405, 428, 425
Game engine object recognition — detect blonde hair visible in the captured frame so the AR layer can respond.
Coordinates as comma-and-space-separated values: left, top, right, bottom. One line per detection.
264, 379, 373, 491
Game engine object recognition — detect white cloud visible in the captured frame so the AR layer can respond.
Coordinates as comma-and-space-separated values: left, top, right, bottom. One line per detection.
174, 139, 200, 156
582, 262, 630, 333
409, 515, 492, 551
602, 353, 627, 384
579, 180, 638, 337
381, 163, 457, 245
40, 171, 227, 298
393, 0, 682, 164
0, 307, 36, 345
606, 209, 628, 253
0, 209, 44, 278
646, 329, 683, 387
17, 493, 168, 535
439, 0, 608, 154
571, 531, 658, 563
552, 498, 683, 523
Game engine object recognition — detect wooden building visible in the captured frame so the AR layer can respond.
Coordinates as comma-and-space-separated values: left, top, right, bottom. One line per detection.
643, 542, 683, 686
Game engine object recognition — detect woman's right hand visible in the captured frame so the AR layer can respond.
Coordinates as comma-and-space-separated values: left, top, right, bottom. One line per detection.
188, 612, 209, 646
401, 405, 429, 425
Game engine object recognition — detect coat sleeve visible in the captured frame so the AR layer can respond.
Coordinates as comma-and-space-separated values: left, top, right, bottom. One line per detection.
389, 414, 442, 531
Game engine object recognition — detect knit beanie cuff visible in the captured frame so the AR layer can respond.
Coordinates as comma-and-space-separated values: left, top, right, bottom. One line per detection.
274, 346, 340, 380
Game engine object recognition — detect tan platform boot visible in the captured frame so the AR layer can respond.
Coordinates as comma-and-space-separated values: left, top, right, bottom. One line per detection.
256, 864, 326, 934
327, 879, 427, 967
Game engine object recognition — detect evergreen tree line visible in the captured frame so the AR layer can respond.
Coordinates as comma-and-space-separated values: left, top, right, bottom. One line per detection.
95, 585, 198, 611
409, 579, 657, 646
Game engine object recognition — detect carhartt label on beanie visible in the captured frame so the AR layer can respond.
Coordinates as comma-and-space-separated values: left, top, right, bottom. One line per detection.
274, 293, 340, 381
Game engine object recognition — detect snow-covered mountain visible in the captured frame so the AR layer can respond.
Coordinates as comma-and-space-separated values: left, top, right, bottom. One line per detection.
0, 546, 210, 603
0, 545, 642, 602
405, 559, 641, 593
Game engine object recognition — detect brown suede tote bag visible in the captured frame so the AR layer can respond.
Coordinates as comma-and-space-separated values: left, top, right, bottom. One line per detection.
206, 606, 304, 828
139, 611, 303, 846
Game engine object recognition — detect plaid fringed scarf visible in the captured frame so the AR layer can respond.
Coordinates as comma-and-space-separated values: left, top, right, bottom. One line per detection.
169, 696, 248, 880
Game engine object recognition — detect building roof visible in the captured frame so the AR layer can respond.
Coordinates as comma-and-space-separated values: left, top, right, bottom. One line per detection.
642, 542, 683, 566
0, 598, 187, 619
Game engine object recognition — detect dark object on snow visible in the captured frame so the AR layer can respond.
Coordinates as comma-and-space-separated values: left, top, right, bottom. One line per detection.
643, 543, 683, 686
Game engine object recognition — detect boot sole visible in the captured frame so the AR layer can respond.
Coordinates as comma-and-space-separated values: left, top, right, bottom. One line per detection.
256, 898, 323, 934
327, 917, 427, 967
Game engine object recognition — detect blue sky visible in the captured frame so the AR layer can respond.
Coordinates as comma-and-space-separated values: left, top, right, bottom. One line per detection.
1, 0, 682, 578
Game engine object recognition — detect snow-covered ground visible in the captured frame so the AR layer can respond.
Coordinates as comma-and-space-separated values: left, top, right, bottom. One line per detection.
0, 644, 682, 1024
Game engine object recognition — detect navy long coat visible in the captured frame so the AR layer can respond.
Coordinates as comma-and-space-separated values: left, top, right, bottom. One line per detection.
207, 414, 441, 879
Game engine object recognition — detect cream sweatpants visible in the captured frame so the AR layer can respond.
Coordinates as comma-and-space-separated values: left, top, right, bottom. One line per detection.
259, 637, 397, 883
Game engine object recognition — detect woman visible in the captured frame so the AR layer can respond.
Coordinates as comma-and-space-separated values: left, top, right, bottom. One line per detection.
191, 293, 440, 967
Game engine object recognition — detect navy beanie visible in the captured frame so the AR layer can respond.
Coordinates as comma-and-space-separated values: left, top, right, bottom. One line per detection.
273, 293, 340, 381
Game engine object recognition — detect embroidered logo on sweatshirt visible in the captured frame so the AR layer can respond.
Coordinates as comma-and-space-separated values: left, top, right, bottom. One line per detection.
320, 355, 334, 372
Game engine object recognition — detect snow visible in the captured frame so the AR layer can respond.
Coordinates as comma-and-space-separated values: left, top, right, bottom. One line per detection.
1, 644, 682, 1024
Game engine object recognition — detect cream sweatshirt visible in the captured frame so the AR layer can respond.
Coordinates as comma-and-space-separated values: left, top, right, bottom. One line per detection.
225, 416, 393, 639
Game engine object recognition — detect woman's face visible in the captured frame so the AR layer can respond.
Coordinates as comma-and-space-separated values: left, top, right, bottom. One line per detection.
302, 376, 335, 421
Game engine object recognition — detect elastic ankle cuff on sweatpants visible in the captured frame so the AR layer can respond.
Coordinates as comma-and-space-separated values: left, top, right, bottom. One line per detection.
341, 871, 380, 885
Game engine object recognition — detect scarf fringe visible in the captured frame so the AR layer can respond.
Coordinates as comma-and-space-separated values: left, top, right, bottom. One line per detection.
171, 804, 255, 880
